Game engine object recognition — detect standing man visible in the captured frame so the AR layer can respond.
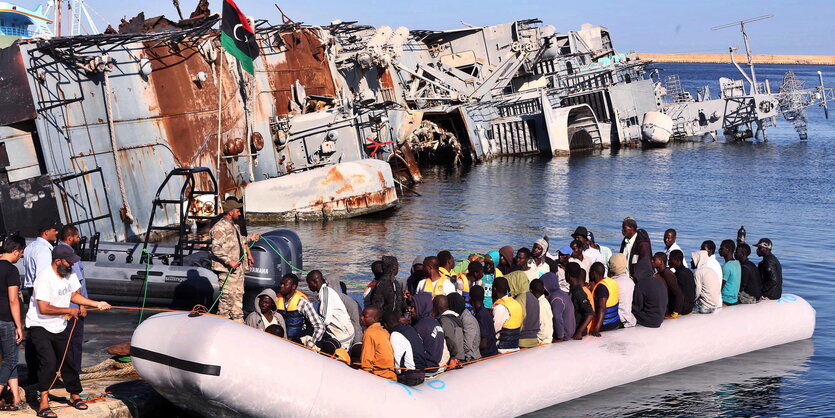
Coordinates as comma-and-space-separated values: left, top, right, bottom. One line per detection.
371, 256, 404, 315
210, 199, 259, 323
530, 238, 557, 277
587, 231, 612, 274
57, 225, 88, 371
491, 277, 522, 353
0, 236, 26, 411
754, 238, 782, 300
515, 248, 537, 281
620, 217, 638, 269
22, 221, 59, 383
23, 221, 59, 305
305, 270, 354, 351
27, 246, 110, 417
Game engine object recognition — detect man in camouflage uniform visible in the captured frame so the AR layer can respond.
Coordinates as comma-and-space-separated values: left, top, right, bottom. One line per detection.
210, 199, 259, 322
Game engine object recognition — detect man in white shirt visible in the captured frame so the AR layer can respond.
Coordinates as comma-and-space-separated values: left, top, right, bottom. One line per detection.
691, 250, 722, 314
619, 217, 638, 265
700, 240, 724, 284
305, 270, 354, 351
568, 240, 592, 283
571, 226, 602, 265
22, 221, 59, 304
26, 245, 110, 417
664, 229, 684, 268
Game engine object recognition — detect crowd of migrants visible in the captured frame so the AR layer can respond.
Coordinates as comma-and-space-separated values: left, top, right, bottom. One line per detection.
240, 217, 783, 386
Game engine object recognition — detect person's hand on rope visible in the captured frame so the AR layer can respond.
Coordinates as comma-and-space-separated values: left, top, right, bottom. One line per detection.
247, 252, 255, 267
80, 306, 87, 318
248, 233, 260, 242
67, 307, 80, 319
228, 260, 241, 269
96, 301, 111, 311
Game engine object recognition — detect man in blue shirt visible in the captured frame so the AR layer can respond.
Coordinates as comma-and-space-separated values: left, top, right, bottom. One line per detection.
22, 221, 59, 304
58, 225, 88, 369
719, 240, 741, 305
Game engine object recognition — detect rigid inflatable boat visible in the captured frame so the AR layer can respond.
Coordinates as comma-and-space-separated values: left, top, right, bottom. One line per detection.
131, 295, 815, 417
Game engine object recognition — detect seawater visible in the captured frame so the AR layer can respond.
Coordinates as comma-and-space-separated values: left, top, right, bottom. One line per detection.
259, 63, 835, 416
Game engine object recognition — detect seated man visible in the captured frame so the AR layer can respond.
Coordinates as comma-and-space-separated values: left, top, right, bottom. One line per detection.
719, 240, 741, 306
631, 258, 668, 327
306, 270, 355, 350
736, 243, 762, 304
276, 274, 325, 346
411, 293, 445, 376
382, 311, 426, 386
359, 306, 395, 380
668, 250, 695, 315
491, 277, 523, 352
540, 272, 575, 342
530, 279, 553, 344
435, 295, 464, 368
265, 324, 285, 338
587, 262, 621, 335
245, 289, 286, 332
566, 263, 594, 339
651, 253, 685, 317
691, 250, 722, 314
469, 286, 498, 357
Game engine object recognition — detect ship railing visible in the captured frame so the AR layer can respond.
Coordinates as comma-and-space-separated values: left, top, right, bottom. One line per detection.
0, 26, 34, 38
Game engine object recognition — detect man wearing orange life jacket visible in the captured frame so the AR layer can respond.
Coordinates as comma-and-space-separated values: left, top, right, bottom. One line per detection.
416, 256, 455, 297
588, 262, 622, 337
276, 274, 325, 346
491, 277, 523, 353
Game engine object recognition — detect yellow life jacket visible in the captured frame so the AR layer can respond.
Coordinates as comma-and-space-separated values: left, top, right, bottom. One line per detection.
275, 290, 307, 312
421, 277, 449, 297
591, 278, 621, 327
493, 296, 523, 330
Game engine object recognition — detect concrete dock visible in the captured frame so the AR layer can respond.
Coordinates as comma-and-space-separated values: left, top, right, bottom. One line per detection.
5, 310, 179, 417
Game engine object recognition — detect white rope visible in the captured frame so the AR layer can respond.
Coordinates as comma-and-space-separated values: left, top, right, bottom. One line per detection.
103, 70, 135, 225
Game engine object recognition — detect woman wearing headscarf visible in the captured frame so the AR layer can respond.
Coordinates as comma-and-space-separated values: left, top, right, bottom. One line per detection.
505, 271, 539, 348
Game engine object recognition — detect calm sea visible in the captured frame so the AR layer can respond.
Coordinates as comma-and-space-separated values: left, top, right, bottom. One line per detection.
262, 63, 835, 416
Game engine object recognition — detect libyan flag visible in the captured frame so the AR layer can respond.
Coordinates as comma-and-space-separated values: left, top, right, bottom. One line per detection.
220, 0, 259, 74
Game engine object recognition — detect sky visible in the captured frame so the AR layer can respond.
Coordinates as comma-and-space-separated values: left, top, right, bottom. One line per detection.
22, 0, 834, 55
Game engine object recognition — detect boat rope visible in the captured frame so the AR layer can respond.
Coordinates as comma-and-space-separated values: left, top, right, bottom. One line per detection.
138, 249, 151, 324
103, 70, 135, 226
208, 240, 257, 312
258, 237, 307, 275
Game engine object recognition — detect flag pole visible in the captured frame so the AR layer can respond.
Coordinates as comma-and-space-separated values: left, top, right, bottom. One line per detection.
215, 42, 224, 211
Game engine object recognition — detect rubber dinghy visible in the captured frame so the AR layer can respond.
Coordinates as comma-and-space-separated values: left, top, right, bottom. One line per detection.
131, 295, 815, 417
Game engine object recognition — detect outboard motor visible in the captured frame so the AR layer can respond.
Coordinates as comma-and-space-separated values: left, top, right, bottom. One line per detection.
244, 229, 303, 312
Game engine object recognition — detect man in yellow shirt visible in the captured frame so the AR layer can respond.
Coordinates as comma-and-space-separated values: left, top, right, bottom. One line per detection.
359, 306, 396, 380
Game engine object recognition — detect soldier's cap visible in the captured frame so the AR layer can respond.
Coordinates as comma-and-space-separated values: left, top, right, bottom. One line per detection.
222, 199, 243, 213
52, 245, 81, 264
753, 238, 773, 250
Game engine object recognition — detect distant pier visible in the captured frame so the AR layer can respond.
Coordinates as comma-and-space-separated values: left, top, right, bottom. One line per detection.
639, 53, 835, 66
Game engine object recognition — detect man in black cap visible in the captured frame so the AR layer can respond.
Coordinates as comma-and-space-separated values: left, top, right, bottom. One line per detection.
572, 226, 602, 266
210, 199, 260, 322
753, 238, 782, 300
26, 245, 110, 417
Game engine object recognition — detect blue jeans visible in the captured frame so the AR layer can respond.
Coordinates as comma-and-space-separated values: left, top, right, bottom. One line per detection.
0, 320, 18, 385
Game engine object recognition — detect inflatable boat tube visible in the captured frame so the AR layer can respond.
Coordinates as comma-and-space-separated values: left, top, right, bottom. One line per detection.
131, 295, 815, 417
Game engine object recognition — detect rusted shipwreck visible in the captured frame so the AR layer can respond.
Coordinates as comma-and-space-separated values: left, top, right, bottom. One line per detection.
1, 5, 829, 242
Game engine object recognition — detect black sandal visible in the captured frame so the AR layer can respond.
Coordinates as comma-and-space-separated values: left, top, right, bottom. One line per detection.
71, 398, 89, 410
37, 407, 57, 417
0, 403, 20, 411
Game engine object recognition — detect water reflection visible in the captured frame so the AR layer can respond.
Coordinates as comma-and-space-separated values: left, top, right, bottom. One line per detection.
525, 339, 813, 417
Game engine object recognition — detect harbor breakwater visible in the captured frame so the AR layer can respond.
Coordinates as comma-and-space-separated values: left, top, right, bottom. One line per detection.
639, 53, 835, 66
